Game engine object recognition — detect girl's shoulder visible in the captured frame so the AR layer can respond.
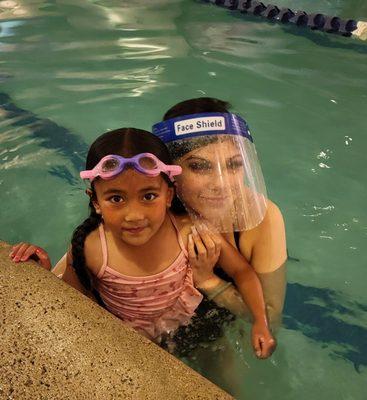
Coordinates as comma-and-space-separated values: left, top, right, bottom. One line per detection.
172, 213, 192, 228
83, 226, 104, 276
171, 213, 192, 246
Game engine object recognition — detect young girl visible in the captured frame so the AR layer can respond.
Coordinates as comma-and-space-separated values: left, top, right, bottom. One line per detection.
10, 127, 275, 358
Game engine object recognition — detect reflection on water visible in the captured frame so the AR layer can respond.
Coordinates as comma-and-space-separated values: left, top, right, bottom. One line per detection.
0, 0, 190, 105
0, 93, 86, 178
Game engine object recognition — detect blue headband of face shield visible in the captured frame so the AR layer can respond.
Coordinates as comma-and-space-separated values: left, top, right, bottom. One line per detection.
152, 112, 253, 143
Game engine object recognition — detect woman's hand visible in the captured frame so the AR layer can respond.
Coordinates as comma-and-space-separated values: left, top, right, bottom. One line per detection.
9, 242, 52, 271
251, 320, 276, 359
188, 225, 221, 286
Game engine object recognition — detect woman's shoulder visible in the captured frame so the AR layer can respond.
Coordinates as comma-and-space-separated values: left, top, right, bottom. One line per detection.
239, 199, 287, 273
260, 199, 285, 231
246, 199, 284, 237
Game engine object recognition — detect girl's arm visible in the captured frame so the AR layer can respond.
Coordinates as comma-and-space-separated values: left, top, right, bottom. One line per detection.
190, 227, 275, 358
188, 227, 267, 324
10, 242, 52, 270
176, 217, 253, 318
257, 265, 286, 330
10, 242, 90, 296
54, 249, 90, 295
240, 200, 287, 329
185, 226, 247, 316
217, 239, 267, 323
195, 274, 247, 318
200, 265, 286, 330
184, 224, 252, 319
216, 238, 276, 358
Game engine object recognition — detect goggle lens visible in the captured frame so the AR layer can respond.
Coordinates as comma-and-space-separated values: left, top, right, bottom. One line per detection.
101, 158, 119, 173
138, 156, 158, 170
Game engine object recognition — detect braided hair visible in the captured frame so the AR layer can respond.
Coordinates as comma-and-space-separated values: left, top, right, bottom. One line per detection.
71, 199, 102, 291
71, 127, 176, 292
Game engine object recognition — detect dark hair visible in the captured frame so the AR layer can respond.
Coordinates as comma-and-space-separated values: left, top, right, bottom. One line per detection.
163, 97, 231, 120
71, 127, 176, 292
162, 97, 232, 161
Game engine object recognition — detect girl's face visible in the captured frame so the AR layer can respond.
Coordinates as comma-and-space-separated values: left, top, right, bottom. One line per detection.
175, 139, 245, 222
92, 169, 173, 247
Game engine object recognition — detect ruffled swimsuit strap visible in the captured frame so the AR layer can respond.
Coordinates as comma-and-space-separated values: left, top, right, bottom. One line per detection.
168, 213, 188, 257
96, 224, 109, 279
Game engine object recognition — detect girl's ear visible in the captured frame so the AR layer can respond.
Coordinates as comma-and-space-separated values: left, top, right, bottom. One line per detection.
86, 189, 101, 214
166, 186, 175, 208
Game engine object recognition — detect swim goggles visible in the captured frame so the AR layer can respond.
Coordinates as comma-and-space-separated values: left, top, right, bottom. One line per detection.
80, 153, 182, 182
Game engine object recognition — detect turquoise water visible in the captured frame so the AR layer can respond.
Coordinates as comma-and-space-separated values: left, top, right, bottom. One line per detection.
1, 1, 366, 398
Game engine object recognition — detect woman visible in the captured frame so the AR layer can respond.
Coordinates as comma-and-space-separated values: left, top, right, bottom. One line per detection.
153, 97, 287, 329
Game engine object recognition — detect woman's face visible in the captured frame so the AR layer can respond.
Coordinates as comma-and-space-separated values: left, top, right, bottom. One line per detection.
175, 139, 245, 222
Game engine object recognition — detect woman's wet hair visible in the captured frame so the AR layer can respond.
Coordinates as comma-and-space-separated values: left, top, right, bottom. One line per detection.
162, 97, 232, 161
163, 97, 231, 121
71, 128, 177, 293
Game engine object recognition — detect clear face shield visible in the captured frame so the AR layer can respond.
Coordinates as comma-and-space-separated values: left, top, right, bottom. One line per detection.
153, 113, 267, 232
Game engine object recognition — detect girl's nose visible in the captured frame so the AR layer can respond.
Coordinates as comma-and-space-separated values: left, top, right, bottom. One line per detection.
123, 203, 145, 222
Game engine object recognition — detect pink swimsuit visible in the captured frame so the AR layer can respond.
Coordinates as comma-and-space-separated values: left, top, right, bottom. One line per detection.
93, 214, 203, 341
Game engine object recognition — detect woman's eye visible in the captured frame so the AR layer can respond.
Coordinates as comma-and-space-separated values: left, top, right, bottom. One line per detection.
109, 195, 124, 203
188, 161, 212, 172
143, 193, 158, 201
227, 159, 244, 171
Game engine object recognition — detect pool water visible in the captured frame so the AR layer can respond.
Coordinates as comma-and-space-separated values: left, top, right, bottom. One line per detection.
1, 1, 366, 398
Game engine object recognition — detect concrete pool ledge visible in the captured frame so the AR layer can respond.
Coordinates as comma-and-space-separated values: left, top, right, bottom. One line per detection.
0, 241, 233, 400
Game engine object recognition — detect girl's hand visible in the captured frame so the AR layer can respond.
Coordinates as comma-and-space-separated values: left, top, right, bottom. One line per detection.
188, 225, 221, 286
9, 242, 52, 271
251, 320, 277, 359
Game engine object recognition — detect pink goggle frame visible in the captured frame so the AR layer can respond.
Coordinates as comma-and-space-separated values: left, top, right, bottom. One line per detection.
80, 153, 182, 182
